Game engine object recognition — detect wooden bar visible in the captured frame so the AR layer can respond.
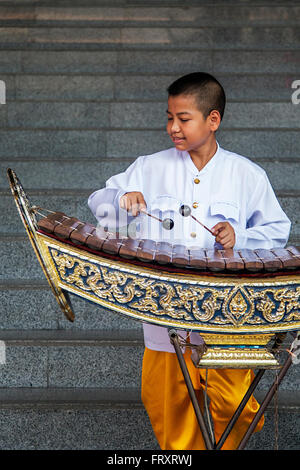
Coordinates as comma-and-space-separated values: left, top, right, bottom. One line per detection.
137, 239, 157, 263
238, 249, 264, 272
205, 249, 226, 271
70, 223, 95, 245
172, 244, 190, 268
285, 246, 300, 269
188, 247, 207, 270
254, 249, 283, 272
287, 245, 300, 256
85, 230, 108, 251
54, 217, 82, 240
119, 238, 142, 259
271, 247, 300, 270
155, 241, 173, 265
220, 249, 244, 271
102, 234, 125, 255
37, 212, 67, 234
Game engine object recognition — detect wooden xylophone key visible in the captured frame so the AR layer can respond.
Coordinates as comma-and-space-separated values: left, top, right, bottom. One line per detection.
188, 247, 207, 270
270, 247, 300, 270
286, 245, 300, 257
136, 239, 157, 263
119, 238, 142, 259
154, 241, 173, 265
238, 249, 264, 272
102, 233, 125, 255
284, 246, 300, 269
205, 249, 226, 272
171, 244, 190, 268
254, 248, 283, 272
220, 249, 245, 271
54, 217, 83, 240
37, 212, 67, 234
85, 228, 109, 251
70, 222, 96, 245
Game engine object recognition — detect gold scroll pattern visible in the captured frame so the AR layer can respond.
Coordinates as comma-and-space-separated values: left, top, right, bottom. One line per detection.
50, 249, 300, 327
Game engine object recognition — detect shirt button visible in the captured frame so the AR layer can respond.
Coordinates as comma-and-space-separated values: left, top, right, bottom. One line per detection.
192, 202, 198, 209
190, 232, 197, 238
194, 178, 200, 184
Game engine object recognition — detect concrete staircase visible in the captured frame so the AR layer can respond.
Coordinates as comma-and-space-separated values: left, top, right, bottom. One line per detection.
0, 0, 300, 450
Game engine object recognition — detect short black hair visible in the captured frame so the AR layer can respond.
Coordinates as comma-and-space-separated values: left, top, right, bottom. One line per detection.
167, 72, 226, 120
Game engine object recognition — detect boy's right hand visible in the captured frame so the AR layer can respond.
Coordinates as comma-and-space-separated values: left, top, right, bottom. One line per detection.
119, 191, 147, 217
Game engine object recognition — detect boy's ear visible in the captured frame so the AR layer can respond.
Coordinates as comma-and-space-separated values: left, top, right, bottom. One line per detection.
208, 110, 221, 131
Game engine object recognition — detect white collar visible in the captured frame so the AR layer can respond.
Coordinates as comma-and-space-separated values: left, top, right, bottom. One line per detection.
181, 142, 222, 176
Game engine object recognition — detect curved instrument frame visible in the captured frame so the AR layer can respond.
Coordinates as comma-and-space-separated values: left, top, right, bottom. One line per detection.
7, 168, 75, 322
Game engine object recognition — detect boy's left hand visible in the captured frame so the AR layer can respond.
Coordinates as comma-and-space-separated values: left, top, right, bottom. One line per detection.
211, 222, 236, 249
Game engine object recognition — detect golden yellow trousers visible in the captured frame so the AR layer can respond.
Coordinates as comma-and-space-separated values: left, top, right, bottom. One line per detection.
141, 347, 264, 450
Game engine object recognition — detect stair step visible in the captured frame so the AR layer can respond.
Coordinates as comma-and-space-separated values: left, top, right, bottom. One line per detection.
3, 73, 297, 102
2, 49, 300, 74
0, 387, 298, 410
0, 329, 296, 391
0, 329, 144, 344
0, 282, 143, 331
0, 129, 300, 159
1, 4, 300, 27
0, 129, 103, 158
0, 334, 144, 388
2, 101, 300, 130
0, 26, 300, 51
0, 400, 297, 450
0, 403, 158, 450
0, 387, 141, 407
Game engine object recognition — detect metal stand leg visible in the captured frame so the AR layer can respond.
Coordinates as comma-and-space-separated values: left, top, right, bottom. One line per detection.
169, 330, 214, 450
237, 355, 292, 450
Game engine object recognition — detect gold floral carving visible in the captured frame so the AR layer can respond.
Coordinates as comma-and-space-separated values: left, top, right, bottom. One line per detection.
51, 250, 192, 320
248, 287, 300, 323
50, 249, 300, 328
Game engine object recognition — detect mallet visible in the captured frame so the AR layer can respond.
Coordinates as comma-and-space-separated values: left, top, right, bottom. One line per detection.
179, 204, 214, 235
141, 209, 174, 230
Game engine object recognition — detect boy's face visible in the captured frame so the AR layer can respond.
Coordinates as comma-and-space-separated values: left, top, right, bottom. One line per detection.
166, 94, 220, 153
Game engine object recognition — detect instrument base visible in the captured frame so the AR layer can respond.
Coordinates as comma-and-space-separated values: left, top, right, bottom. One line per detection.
192, 333, 280, 369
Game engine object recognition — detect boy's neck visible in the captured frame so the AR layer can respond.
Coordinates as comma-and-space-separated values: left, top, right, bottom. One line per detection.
188, 138, 218, 172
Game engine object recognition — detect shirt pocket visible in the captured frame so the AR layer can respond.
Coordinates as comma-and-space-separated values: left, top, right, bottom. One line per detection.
149, 194, 182, 213
209, 201, 240, 223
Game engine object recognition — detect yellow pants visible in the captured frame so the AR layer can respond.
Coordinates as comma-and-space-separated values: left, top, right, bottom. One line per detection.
141, 347, 264, 450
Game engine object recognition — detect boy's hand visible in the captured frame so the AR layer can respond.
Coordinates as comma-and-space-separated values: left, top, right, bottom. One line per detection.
120, 191, 147, 217
211, 222, 236, 249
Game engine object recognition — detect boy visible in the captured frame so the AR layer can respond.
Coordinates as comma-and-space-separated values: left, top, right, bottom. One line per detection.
88, 73, 291, 449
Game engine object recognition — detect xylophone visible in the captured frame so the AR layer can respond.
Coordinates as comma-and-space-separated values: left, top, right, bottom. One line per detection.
7, 168, 300, 450
7, 168, 300, 369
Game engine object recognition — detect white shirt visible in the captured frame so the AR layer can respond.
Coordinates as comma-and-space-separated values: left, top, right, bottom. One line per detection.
88, 144, 291, 352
